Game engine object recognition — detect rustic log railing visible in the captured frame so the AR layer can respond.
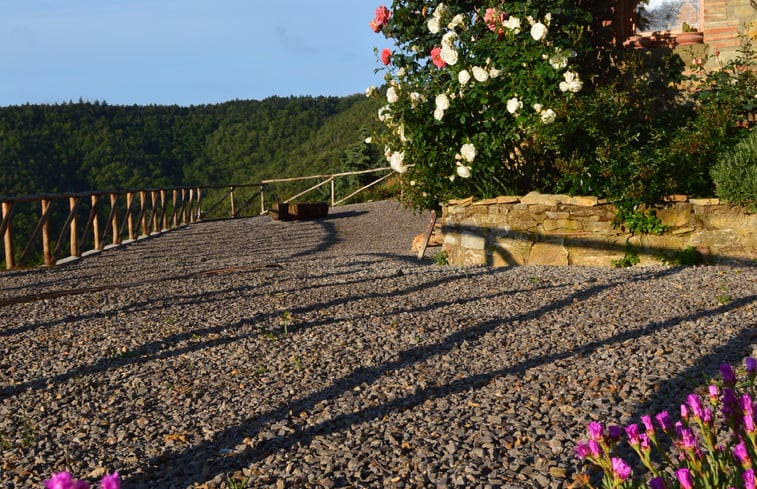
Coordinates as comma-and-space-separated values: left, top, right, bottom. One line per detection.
1, 167, 394, 270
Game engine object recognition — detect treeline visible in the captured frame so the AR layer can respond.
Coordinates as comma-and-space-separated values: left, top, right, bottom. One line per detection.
0, 94, 384, 198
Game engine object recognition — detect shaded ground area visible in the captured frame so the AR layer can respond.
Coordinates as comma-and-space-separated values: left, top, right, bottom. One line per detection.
0, 199, 755, 489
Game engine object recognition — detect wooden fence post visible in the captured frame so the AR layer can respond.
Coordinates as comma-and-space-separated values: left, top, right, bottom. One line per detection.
126, 192, 135, 240
42, 199, 53, 265
229, 186, 236, 218
160, 190, 168, 230
2, 201, 14, 269
139, 190, 147, 237
90, 195, 100, 252
69, 196, 79, 257
109, 193, 119, 246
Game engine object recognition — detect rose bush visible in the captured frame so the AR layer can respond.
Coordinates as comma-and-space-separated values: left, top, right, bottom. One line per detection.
367, 0, 593, 210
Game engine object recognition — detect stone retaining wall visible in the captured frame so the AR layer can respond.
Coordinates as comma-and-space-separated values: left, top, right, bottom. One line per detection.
440, 192, 756, 267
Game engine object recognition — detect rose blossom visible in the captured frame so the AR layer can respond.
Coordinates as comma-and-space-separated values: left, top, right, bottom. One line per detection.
503, 16, 521, 33
530, 22, 548, 41
460, 143, 477, 163
458, 69, 471, 85
472, 66, 488, 82
431, 47, 446, 68
386, 86, 399, 104
456, 163, 471, 178
540, 109, 556, 124
381, 48, 391, 66
440, 45, 459, 65
506, 97, 522, 114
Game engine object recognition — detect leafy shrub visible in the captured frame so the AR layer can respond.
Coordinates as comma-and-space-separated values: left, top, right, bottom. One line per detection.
711, 128, 757, 211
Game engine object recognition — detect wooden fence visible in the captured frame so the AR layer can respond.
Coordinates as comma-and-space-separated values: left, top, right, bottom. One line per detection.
0, 167, 394, 270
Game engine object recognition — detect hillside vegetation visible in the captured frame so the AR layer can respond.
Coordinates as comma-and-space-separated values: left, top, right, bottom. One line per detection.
0, 94, 384, 197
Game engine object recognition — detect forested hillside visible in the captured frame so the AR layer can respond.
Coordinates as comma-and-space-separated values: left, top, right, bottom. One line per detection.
0, 94, 384, 197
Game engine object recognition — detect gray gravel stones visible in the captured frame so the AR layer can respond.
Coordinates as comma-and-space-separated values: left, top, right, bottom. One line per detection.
0, 199, 755, 488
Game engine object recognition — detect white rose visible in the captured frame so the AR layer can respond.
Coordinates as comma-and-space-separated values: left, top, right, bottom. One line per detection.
503, 16, 521, 33
488, 67, 501, 79
410, 91, 423, 108
435, 93, 450, 111
389, 151, 408, 173
365, 86, 377, 97
472, 66, 489, 82
560, 71, 583, 93
440, 45, 458, 65
458, 69, 471, 85
460, 143, 477, 163
506, 97, 522, 114
396, 67, 406, 77
427, 16, 441, 34
531, 22, 547, 41
433, 107, 445, 121
540, 108, 556, 124
448, 13, 464, 30
386, 86, 399, 104
364, 137, 372, 144
378, 105, 392, 122
533, 103, 543, 113
456, 164, 471, 178
544, 12, 552, 26
442, 31, 457, 47
549, 53, 568, 70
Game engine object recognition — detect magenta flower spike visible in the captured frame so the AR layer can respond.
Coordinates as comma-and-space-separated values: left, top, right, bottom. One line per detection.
640, 414, 655, 436
588, 439, 602, 458
686, 393, 704, 419
587, 421, 604, 441
741, 394, 755, 418
574, 441, 591, 459
639, 433, 652, 453
648, 476, 667, 489
734, 439, 751, 468
625, 423, 641, 446
611, 457, 632, 481
708, 384, 719, 405
656, 410, 672, 432
680, 403, 689, 421
721, 363, 736, 385
745, 468, 756, 489
100, 472, 120, 489
608, 424, 623, 442
676, 468, 694, 489
45, 472, 75, 489
747, 357, 757, 376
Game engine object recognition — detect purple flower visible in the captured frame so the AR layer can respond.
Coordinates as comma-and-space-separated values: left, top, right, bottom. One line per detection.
686, 393, 704, 419
587, 421, 604, 441
608, 424, 623, 442
574, 441, 591, 459
640, 414, 655, 435
101, 472, 120, 489
742, 394, 755, 418
734, 439, 751, 468
656, 411, 672, 432
702, 408, 713, 425
625, 423, 640, 446
649, 477, 667, 489
680, 403, 689, 420
44, 473, 90, 489
639, 433, 652, 453
708, 385, 719, 405
746, 413, 756, 434
745, 468, 756, 489
588, 439, 602, 457
722, 388, 741, 423
611, 457, 632, 481
676, 468, 694, 489
721, 363, 736, 385
747, 357, 757, 376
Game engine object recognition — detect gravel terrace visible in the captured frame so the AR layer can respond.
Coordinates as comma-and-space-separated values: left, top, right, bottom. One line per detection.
0, 199, 755, 489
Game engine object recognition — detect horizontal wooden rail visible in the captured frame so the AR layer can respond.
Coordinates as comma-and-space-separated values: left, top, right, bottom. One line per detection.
0, 167, 397, 271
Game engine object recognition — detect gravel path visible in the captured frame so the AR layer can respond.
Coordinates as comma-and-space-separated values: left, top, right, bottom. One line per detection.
0, 199, 755, 489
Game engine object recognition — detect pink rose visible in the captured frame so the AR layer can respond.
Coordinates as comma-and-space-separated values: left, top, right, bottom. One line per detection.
381, 48, 392, 66
430, 47, 446, 68
374, 5, 392, 26
369, 19, 381, 32
484, 8, 505, 34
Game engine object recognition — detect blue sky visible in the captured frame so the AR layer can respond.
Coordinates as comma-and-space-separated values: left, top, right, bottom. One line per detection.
0, 0, 388, 106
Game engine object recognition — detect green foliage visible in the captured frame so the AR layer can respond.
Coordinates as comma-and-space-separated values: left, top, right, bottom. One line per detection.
431, 249, 448, 265
711, 128, 757, 211
611, 245, 640, 268
660, 246, 705, 266
0, 95, 383, 197
613, 207, 668, 235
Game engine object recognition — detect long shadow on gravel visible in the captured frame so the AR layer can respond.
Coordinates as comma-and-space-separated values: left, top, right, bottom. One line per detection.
120, 267, 749, 487
0, 260, 550, 399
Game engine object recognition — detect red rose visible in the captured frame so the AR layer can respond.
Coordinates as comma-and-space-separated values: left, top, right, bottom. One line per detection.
381, 48, 392, 66
430, 47, 446, 68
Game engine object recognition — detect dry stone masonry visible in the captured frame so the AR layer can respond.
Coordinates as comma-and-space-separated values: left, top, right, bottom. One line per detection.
441, 192, 756, 267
